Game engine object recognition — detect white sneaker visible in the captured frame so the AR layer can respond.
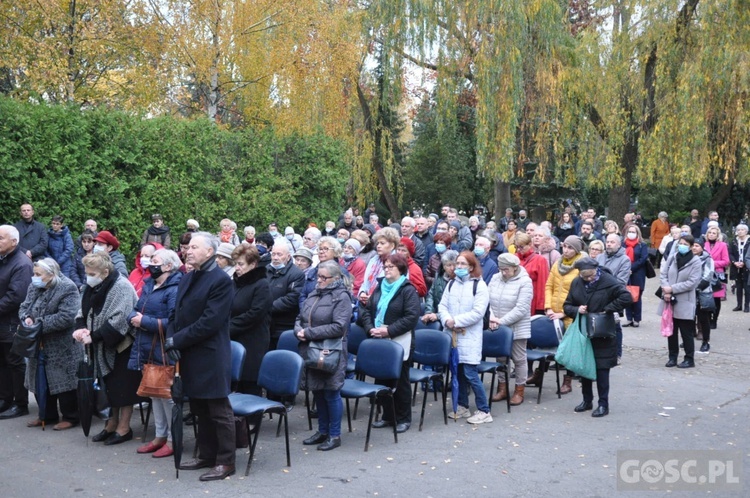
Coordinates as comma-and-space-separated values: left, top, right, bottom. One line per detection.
467, 410, 493, 424
448, 406, 471, 419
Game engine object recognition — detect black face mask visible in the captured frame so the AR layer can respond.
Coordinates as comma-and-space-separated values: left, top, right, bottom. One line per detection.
149, 264, 165, 279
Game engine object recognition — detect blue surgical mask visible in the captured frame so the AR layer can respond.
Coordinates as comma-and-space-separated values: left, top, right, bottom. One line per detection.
270, 262, 285, 270
435, 243, 446, 253
454, 268, 469, 278
269, 230, 278, 237
677, 244, 690, 255
286, 234, 294, 240
31, 276, 46, 288
680, 231, 689, 237
343, 253, 355, 261
474, 247, 485, 257
93, 245, 106, 254
337, 238, 346, 245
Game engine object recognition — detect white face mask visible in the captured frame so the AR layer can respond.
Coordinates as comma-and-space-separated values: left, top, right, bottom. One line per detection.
140, 256, 152, 268
86, 275, 103, 287
626, 233, 637, 240
93, 245, 107, 254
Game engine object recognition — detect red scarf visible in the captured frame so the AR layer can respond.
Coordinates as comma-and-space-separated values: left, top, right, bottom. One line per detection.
220, 229, 233, 243
516, 247, 535, 265
624, 237, 638, 262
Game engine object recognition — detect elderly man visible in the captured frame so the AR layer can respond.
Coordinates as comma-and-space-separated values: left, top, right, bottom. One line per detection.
14, 204, 48, 260
446, 209, 474, 251
164, 232, 236, 481
400, 216, 426, 267
498, 208, 514, 233
0, 226, 33, 419
474, 236, 498, 285
338, 210, 356, 234
84, 219, 98, 233
525, 222, 538, 237
516, 210, 531, 230
266, 241, 305, 350
303, 227, 322, 266
596, 233, 631, 363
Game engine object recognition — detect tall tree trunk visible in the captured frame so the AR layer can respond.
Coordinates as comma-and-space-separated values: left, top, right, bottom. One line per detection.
207, 8, 221, 122
608, 138, 636, 225
66, 0, 77, 102
494, 180, 511, 221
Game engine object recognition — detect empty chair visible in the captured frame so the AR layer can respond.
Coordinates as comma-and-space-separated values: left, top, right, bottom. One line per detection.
526, 316, 563, 404
408, 330, 452, 430
477, 327, 514, 413
276, 329, 299, 353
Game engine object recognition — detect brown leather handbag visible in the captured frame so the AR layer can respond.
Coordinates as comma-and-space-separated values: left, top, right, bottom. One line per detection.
137, 320, 175, 399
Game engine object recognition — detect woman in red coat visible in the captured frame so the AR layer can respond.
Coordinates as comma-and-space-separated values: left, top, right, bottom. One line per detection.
397, 238, 427, 298
514, 233, 549, 315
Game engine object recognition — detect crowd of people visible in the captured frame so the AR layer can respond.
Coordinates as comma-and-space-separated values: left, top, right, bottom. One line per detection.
1, 201, 749, 481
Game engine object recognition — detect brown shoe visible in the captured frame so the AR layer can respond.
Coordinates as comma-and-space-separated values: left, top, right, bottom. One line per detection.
491, 383, 508, 402
199, 465, 236, 481
179, 458, 214, 471
26, 419, 45, 428
526, 368, 543, 386
559, 375, 573, 395
53, 421, 76, 431
509, 385, 525, 406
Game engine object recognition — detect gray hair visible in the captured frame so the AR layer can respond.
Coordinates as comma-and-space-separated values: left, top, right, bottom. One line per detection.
244, 225, 255, 235
153, 249, 182, 270
191, 231, 219, 254
304, 227, 322, 243
736, 224, 748, 232
441, 249, 459, 266
0, 225, 19, 243
35, 257, 61, 277
401, 216, 415, 228
318, 260, 353, 291
535, 226, 552, 237
318, 236, 343, 257
658, 211, 668, 219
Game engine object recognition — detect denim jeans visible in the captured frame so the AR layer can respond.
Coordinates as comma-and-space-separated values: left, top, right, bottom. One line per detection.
152, 397, 173, 440
313, 389, 343, 437
457, 363, 489, 413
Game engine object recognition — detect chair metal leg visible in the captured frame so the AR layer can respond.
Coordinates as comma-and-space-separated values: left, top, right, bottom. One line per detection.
412, 381, 418, 407
441, 374, 448, 425
487, 371, 497, 411
305, 389, 312, 430
419, 382, 428, 431
283, 412, 291, 467
275, 412, 283, 438
345, 399, 352, 432
504, 368, 511, 413
536, 359, 546, 404
142, 402, 152, 441
389, 394, 398, 444
364, 399, 375, 452
554, 362, 561, 399
138, 402, 146, 425
245, 417, 262, 476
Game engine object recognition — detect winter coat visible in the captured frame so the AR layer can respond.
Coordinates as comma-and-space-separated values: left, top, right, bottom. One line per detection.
14, 219, 48, 260
75, 274, 138, 377
554, 225, 575, 241
410, 235, 426, 268
657, 253, 702, 320
127, 271, 182, 371
299, 263, 352, 310
457, 226, 473, 252
168, 258, 234, 399
295, 281, 352, 391
0, 246, 33, 339
230, 266, 271, 383
695, 252, 716, 302
109, 250, 129, 278
71, 246, 91, 288
626, 240, 649, 288
267, 262, 305, 337
45, 227, 74, 278
536, 238, 561, 269
425, 253, 442, 289
478, 254, 499, 286
487, 267, 532, 340
20, 275, 82, 395
596, 247, 631, 285
728, 236, 749, 281
545, 254, 584, 326
563, 269, 632, 369
342, 257, 366, 296
704, 240, 729, 298
650, 219, 670, 249
517, 250, 549, 314
407, 258, 427, 297
141, 226, 171, 249
360, 278, 420, 359
424, 273, 449, 314
438, 277, 489, 365
128, 243, 164, 297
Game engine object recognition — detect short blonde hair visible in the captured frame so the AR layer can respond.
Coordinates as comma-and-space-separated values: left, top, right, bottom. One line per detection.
372, 227, 400, 248
82, 252, 114, 275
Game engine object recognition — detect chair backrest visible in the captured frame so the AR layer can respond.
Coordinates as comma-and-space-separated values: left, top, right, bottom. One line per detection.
420, 320, 443, 331
347, 322, 368, 355
482, 327, 513, 358
276, 329, 299, 353
257, 350, 304, 397
355, 339, 403, 380
230, 341, 247, 384
412, 330, 451, 367
528, 316, 562, 349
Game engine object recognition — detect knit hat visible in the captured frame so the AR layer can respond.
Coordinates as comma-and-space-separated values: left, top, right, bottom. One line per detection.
344, 239, 362, 254
399, 237, 415, 257
285, 226, 295, 235
294, 247, 313, 263
563, 235, 584, 254
362, 224, 377, 237
186, 219, 199, 229
216, 243, 235, 260
93, 231, 120, 251
449, 221, 462, 231
574, 257, 599, 271
496, 253, 520, 267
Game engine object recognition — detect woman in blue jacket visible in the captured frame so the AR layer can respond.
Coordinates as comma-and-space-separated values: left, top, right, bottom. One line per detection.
622, 225, 649, 328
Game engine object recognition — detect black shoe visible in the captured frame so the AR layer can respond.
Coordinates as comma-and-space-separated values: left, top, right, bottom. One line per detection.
303, 432, 328, 445
621, 322, 633, 327
317, 436, 341, 451
199, 465, 235, 481
665, 359, 677, 368
574, 401, 593, 412
371, 419, 393, 429
744, 306, 749, 313
631, 322, 639, 328
92, 429, 115, 442
179, 458, 215, 470
699, 342, 710, 353
677, 359, 695, 368
104, 429, 133, 445
0, 401, 10, 414
710, 323, 717, 330
396, 422, 410, 433
0, 404, 28, 419
308, 408, 318, 419
732, 306, 742, 312
592, 405, 609, 417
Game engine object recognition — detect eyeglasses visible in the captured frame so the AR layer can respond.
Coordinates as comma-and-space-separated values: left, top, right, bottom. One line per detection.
318, 247, 332, 252
383, 264, 396, 270
317, 275, 334, 281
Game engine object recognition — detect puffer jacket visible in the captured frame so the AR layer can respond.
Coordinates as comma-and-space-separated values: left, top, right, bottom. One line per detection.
438, 276, 489, 365
545, 253, 584, 326
695, 252, 715, 300
45, 227, 74, 278
657, 252, 702, 320
487, 266, 532, 340
425, 273, 449, 314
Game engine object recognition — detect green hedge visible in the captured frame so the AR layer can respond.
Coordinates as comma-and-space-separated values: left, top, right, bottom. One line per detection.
0, 98, 350, 260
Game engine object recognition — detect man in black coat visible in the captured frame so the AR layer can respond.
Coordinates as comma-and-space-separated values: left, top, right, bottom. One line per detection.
266, 242, 305, 350
165, 232, 236, 481
13, 204, 48, 261
0, 226, 33, 419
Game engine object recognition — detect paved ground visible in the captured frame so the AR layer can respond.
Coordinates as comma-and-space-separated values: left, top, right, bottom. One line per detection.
2, 272, 748, 497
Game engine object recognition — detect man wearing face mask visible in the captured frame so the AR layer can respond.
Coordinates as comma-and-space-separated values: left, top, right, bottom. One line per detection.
0, 226, 33, 419
92, 231, 128, 277
473, 236, 498, 285
266, 242, 305, 350
284, 227, 303, 253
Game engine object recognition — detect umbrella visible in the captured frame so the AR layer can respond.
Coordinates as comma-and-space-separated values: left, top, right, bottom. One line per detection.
76, 345, 95, 438
449, 330, 459, 420
170, 361, 184, 479
36, 350, 48, 430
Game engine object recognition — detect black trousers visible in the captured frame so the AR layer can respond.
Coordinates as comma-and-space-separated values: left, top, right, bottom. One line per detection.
190, 397, 236, 466
0, 341, 28, 407
581, 368, 610, 408
696, 308, 712, 343
736, 269, 750, 308
668, 318, 695, 361
376, 359, 412, 425
38, 389, 78, 424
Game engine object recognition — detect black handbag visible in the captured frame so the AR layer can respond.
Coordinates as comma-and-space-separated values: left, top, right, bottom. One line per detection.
11, 321, 42, 358
304, 338, 342, 374
698, 292, 716, 311
585, 312, 617, 339
645, 259, 656, 279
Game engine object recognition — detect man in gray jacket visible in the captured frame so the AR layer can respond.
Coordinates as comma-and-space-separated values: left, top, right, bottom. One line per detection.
596, 233, 631, 362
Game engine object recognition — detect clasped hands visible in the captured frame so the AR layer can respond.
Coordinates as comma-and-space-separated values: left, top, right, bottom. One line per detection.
72, 329, 92, 344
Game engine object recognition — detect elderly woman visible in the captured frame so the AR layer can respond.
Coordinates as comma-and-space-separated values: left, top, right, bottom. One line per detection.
341, 239, 366, 296
216, 242, 236, 278
301, 236, 351, 309
128, 243, 162, 297
349, 230, 373, 264
360, 254, 420, 433
358, 227, 400, 306
622, 225, 649, 328
20, 258, 82, 430
425, 232, 454, 288
296, 261, 352, 451
242, 226, 256, 245
72, 252, 139, 444
488, 254, 533, 405
650, 212, 670, 268
704, 226, 730, 329
227, 244, 271, 396
45, 216, 74, 280
396, 238, 427, 297
218, 219, 240, 246
729, 224, 750, 313
588, 239, 605, 260
691, 240, 715, 353
514, 233, 549, 316
440, 251, 491, 424
421, 250, 458, 325
563, 258, 631, 417
293, 247, 314, 275
603, 220, 621, 238
533, 226, 561, 269
659, 234, 703, 368
660, 225, 682, 263
128, 249, 182, 457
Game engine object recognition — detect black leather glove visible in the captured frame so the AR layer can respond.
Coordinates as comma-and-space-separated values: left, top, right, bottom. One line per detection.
164, 337, 181, 362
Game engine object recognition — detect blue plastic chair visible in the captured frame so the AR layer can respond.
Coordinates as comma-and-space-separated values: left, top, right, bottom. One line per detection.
229, 348, 304, 475
276, 329, 299, 353
340, 339, 403, 451
477, 327, 514, 413
419, 320, 443, 331
408, 330, 451, 430
346, 322, 369, 420
526, 316, 563, 404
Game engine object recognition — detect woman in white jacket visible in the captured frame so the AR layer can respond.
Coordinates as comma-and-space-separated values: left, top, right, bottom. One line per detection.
487, 254, 533, 405
439, 251, 491, 424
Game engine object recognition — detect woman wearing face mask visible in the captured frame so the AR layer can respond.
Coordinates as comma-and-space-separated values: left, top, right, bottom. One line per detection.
691, 240, 715, 353
128, 243, 162, 297
425, 232, 454, 288
341, 239, 366, 296
659, 234, 702, 368
422, 250, 458, 325
622, 225, 649, 328
127, 249, 182, 457
704, 226, 730, 329
72, 252, 139, 444
20, 258, 82, 430
729, 224, 750, 313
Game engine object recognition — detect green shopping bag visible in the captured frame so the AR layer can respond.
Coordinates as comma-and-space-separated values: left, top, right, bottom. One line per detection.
554, 314, 597, 380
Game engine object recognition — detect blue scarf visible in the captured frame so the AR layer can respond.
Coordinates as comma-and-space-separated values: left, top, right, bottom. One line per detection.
375, 276, 406, 328
583, 267, 602, 289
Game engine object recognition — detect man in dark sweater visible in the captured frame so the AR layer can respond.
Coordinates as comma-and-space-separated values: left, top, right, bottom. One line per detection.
13, 204, 47, 261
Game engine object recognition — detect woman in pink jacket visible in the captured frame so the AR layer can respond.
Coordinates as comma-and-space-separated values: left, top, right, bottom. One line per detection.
704, 226, 729, 329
